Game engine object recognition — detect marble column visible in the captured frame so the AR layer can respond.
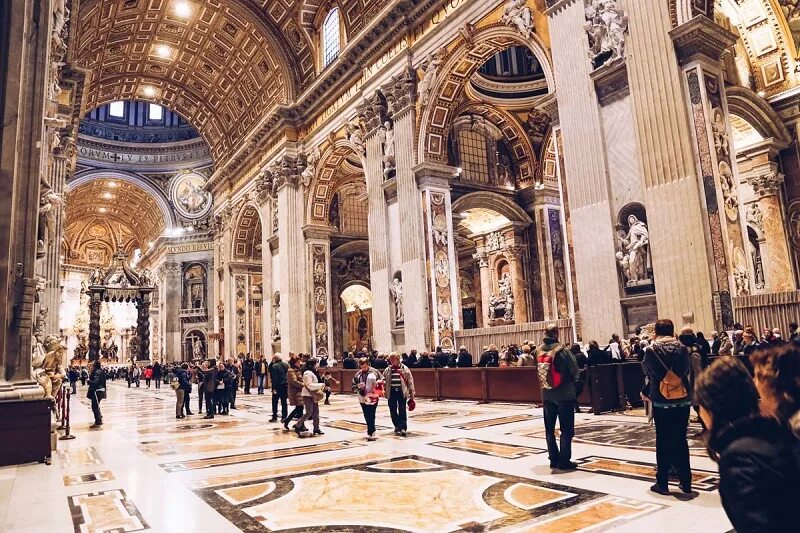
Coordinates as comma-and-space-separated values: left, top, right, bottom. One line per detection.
212, 206, 235, 359
39, 144, 68, 335
669, 14, 747, 328
505, 240, 529, 324
357, 93, 393, 351
163, 262, 182, 362
415, 163, 460, 351
473, 250, 491, 328
305, 226, 334, 359
384, 67, 429, 351
255, 190, 274, 358
274, 155, 311, 354
545, 0, 623, 340
747, 168, 795, 292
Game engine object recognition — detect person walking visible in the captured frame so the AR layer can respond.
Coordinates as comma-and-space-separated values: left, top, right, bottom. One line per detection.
642, 319, 693, 495
695, 357, 799, 531
174, 364, 191, 419
143, 365, 153, 388
87, 360, 107, 429
198, 361, 217, 419
284, 356, 306, 431
80, 366, 88, 386
536, 324, 579, 470
268, 354, 289, 422
255, 355, 267, 395
571, 343, 588, 413
225, 358, 239, 410
242, 355, 254, 394
353, 357, 382, 441
294, 358, 324, 436
152, 362, 162, 390
383, 352, 415, 437
68, 366, 79, 394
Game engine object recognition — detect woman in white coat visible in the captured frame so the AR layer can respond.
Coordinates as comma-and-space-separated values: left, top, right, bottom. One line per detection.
294, 358, 325, 436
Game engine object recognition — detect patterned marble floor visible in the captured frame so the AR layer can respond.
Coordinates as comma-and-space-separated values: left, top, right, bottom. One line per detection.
0, 382, 733, 532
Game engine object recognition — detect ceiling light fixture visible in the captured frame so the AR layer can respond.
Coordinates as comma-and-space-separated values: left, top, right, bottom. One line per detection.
98, 207, 107, 213
142, 86, 157, 98
101, 192, 114, 199
106, 181, 117, 188
154, 44, 173, 59
174, 1, 191, 18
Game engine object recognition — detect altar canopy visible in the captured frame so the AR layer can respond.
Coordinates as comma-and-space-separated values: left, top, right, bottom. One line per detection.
85, 248, 155, 362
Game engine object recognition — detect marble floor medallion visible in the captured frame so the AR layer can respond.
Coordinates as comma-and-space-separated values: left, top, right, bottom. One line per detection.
192, 455, 661, 532
430, 438, 546, 459
576, 456, 720, 491
68, 489, 149, 533
445, 414, 539, 430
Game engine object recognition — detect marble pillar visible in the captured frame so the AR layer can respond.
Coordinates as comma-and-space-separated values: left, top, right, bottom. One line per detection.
305, 227, 334, 359
256, 197, 274, 358
505, 241, 529, 324
163, 262, 182, 362
545, 0, 623, 340
357, 94, 393, 351
473, 251, 491, 328
416, 163, 460, 351
384, 68, 429, 351
669, 15, 747, 328
747, 168, 795, 292
39, 147, 68, 335
275, 156, 311, 354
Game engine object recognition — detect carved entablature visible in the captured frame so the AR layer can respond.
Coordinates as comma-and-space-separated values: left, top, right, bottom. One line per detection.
357, 91, 388, 135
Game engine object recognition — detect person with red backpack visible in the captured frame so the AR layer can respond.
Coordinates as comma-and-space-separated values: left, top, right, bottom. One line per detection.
536, 324, 579, 470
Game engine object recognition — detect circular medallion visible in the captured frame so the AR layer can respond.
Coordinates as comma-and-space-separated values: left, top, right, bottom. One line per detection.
170, 172, 212, 220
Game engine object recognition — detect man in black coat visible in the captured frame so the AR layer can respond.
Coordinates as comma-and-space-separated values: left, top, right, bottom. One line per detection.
268, 354, 289, 422
342, 353, 358, 369
87, 361, 107, 428
255, 355, 268, 394
242, 355, 255, 394
456, 346, 473, 368
434, 347, 450, 368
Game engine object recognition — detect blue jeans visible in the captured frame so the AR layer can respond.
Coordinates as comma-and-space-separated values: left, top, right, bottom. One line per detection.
543, 400, 575, 464
257, 375, 266, 394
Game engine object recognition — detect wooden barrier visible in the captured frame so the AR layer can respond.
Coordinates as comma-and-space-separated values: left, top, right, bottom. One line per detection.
453, 319, 573, 360
314, 363, 647, 414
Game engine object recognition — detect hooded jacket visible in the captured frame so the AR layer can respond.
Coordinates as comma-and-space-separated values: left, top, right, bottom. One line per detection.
535, 337, 578, 402
642, 336, 691, 407
714, 416, 799, 533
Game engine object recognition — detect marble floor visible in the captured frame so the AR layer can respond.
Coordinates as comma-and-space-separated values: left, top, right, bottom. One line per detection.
0, 382, 733, 533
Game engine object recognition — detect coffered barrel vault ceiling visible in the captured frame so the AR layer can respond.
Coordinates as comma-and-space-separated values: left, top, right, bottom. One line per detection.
75, 0, 391, 165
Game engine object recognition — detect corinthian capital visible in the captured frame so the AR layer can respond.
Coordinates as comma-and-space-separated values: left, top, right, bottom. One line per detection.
357, 90, 388, 135
473, 251, 489, 268
255, 168, 276, 205
748, 170, 784, 199
383, 67, 417, 117
269, 154, 306, 192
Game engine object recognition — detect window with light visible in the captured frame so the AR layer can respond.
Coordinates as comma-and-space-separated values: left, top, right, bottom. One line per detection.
148, 103, 163, 121
322, 8, 340, 67
108, 101, 125, 118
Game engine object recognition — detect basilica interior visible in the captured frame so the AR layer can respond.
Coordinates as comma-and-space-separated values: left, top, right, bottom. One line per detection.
2, 0, 800, 532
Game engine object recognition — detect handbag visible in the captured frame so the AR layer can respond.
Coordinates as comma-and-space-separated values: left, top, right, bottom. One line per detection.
170, 380, 180, 390
407, 398, 416, 411
94, 388, 106, 401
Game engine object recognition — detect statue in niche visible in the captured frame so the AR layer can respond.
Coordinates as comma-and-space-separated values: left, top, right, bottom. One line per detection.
488, 271, 515, 322
379, 121, 396, 180
616, 214, 650, 285
37, 178, 65, 257
32, 334, 65, 402
497, 153, 515, 187
193, 338, 204, 359
712, 108, 729, 156
89, 266, 105, 285
73, 333, 88, 360
389, 278, 404, 324
501, 0, 534, 40
486, 231, 505, 252
301, 146, 321, 187
417, 50, 446, 107
347, 119, 365, 156
746, 203, 764, 233
585, 0, 628, 69
272, 306, 281, 341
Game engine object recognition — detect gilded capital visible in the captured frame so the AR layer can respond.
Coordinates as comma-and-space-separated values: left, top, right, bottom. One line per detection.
357, 90, 388, 135
383, 67, 417, 117
748, 171, 784, 199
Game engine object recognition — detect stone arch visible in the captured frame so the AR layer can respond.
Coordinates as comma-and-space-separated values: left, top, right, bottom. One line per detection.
68, 169, 177, 231
230, 203, 263, 262
451, 191, 533, 225
726, 85, 792, 147
418, 23, 554, 165
450, 101, 539, 186
307, 138, 366, 224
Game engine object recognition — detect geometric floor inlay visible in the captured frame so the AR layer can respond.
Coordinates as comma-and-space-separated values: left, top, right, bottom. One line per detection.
575, 456, 720, 492
192, 455, 663, 532
446, 414, 540, 430
515, 496, 662, 532
67, 489, 149, 533
63, 471, 116, 487
430, 438, 546, 459
57, 447, 103, 469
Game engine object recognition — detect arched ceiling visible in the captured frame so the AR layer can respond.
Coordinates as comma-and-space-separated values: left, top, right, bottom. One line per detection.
231, 204, 262, 261
75, 0, 313, 164
66, 178, 167, 253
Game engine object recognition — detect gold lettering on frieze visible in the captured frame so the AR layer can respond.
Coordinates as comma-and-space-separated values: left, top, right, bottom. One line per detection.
77, 145, 210, 164
167, 243, 214, 253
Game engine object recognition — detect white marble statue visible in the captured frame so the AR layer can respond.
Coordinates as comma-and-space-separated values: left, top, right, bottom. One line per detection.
38, 179, 65, 255
585, 0, 628, 68
746, 203, 764, 232
301, 146, 321, 186
272, 306, 281, 341
501, 0, 534, 40
418, 50, 445, 107
32, 334, 65, 402
617, 214, 650, 284
379, 121, 396, 179
347, 119, 365, 156
389, 277, 404, 323
192, 339, 204, 359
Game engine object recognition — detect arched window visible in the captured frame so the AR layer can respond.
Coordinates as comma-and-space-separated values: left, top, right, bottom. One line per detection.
322, 8, 340, 67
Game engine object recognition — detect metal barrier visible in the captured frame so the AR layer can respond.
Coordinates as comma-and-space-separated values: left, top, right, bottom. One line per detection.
56, 385, 76, 441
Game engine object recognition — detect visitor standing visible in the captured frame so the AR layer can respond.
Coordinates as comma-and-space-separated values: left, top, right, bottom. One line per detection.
751, 344, 800, 463
87, 360, 107, 429
68, 366, 79, 394
143, 365, 153, 388
536, 324, 579, 470
294, 358, 324, 436
571, 343, 587, 413
642, 319, 693, 495
242, 354, 254, 394
353, 357, 382, 441
152, 362, 162, 389
695, 357, 799, 530
268, 353, 289, 422
255, 355, 268, 394
383, 352, 415, 437
174, 364, 191, 419
198, 361, 217, 419
284, 356, 306, 431
225, 358, 239, 409
214, 362, 230, 415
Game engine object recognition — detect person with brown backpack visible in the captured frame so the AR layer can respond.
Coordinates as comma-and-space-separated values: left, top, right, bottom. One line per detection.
642, 318, 693, 496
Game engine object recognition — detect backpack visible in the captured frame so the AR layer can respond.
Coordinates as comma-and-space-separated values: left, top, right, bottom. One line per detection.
537, 344, 563, 390
653, 347, 688, 401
